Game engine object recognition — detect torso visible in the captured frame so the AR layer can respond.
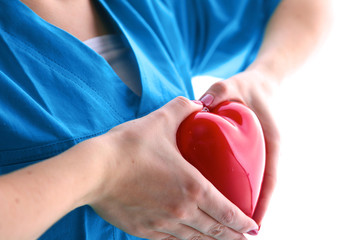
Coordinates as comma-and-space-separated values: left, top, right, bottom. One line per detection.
1, 1, 280, 238
20, 0, 142, 95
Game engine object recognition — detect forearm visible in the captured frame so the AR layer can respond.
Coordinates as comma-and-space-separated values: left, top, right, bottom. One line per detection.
0, 137, 107, 240
248, 0, 332, 81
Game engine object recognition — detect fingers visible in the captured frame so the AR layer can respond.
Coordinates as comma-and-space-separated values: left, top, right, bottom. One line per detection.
154, 96, 203, 128
200, 73, 281, 227
197, 181, 258, 235
148, 209, 250, 240
144, 174, 256, 239
199, 80, 243, 109
252, 129, 280, 225
158, 224, 214, 240
182, 207, 249, 240
248, 100, 280, 226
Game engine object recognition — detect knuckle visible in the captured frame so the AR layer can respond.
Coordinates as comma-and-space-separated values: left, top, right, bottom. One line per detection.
183, 178, 203, 202
174, 96, 192, 108
153, 110, 174, 130
155, 108, 171, 122
211, 81, 229, 95
173, 208, 189, 220
221, 208, 236, 225
187, 235, 203, 240
146, 219, 169, 231
121, 127, 141, 142
155, 97, 193, 126
167, 204, 189, 220
163, 180, 204, 222
207, 223, 226, 237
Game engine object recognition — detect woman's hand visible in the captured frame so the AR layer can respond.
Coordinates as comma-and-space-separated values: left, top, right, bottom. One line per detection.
88, 97, 258, 240
199, 69, 281, 228
0, 97, 258, 240
195, 0, 331, 229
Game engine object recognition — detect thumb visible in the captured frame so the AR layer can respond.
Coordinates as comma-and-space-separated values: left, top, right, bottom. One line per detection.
199, 82, 224, 109
199, 81, 242, 110
156, 96, 203, 128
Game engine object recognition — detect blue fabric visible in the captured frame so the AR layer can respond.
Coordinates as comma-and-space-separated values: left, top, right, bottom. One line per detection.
0, 0, 281, 239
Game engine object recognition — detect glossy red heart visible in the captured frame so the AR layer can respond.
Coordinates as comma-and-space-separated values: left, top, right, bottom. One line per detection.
176, 101, 265, 217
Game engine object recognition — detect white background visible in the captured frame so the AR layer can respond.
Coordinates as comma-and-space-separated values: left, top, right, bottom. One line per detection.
192, 1, 360, 239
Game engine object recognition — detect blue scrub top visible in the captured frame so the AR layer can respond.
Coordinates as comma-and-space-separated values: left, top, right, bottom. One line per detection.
0, 0, 280, 239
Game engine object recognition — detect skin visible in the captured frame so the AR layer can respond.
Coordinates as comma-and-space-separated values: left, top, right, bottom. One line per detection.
200, 0, 332, 226
0, 0, 332, 239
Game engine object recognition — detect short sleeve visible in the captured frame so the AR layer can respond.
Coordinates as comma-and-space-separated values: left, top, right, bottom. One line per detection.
171, 0, 281, 78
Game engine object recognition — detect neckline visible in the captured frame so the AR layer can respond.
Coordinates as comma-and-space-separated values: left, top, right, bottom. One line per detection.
83, 34, 126, 50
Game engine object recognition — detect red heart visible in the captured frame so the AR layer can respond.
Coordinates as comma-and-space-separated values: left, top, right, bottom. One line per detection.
176, 101, 265, 217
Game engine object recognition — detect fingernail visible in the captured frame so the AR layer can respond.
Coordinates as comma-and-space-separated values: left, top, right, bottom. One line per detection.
192, 100, 203, 106
247, 229, 259, 236
200, 94, 214, 106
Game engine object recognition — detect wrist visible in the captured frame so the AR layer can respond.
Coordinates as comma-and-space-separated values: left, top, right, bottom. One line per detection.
70, 135, 114, 208
78, 129, 131, 208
